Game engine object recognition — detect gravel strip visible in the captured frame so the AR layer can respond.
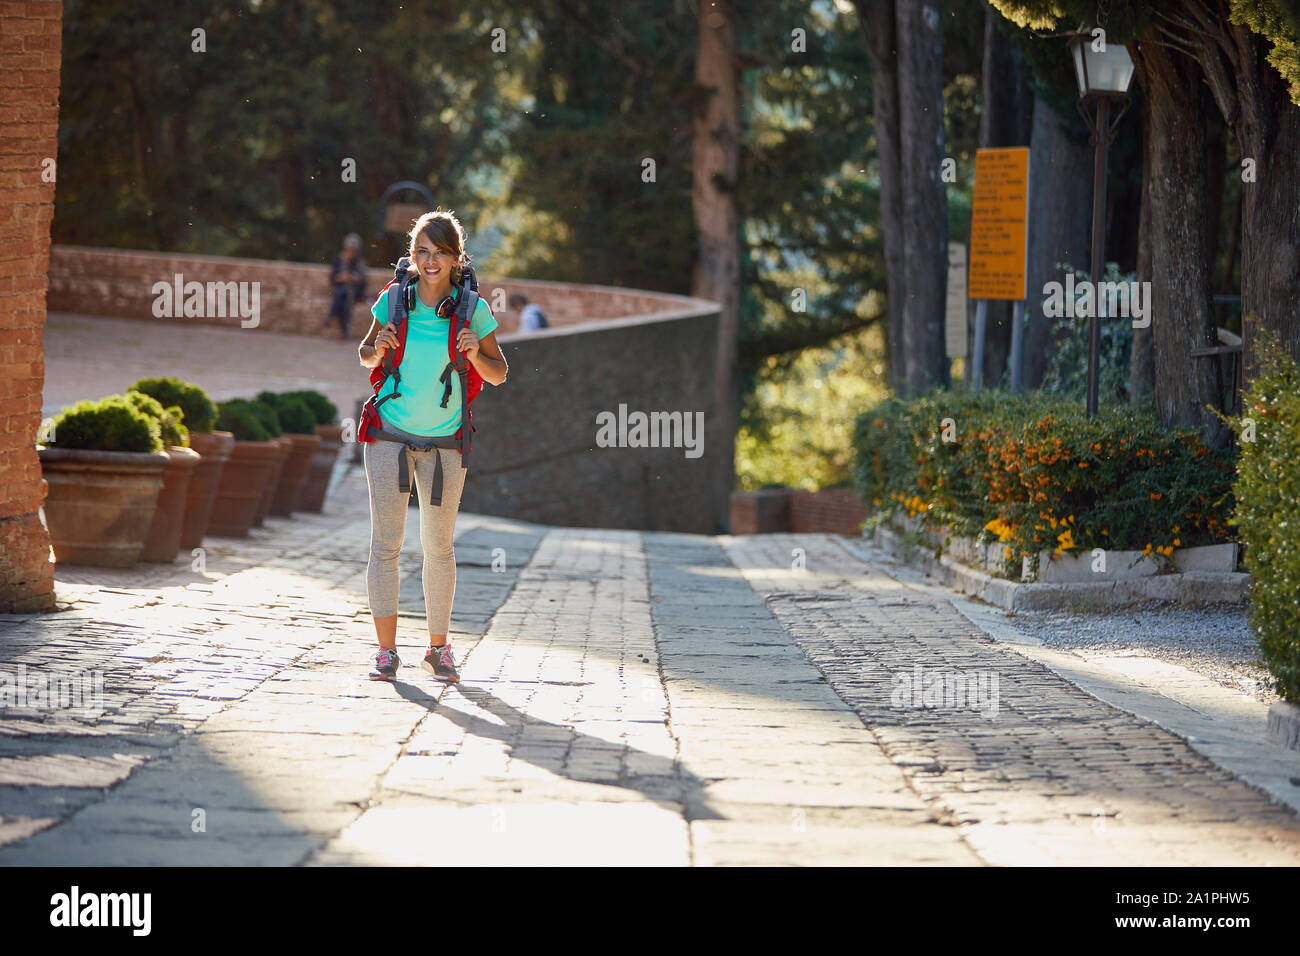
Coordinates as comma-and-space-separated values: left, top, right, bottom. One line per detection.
1004, 601, 1279, 705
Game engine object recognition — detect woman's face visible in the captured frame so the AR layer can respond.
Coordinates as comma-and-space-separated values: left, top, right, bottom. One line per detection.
412, 237, 455, 284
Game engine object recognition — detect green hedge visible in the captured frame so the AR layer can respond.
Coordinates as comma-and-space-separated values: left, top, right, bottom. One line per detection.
45, 395, 163, 453
128, 377, 218, 433
852, 391, 1236, 578
1229, 342, 1300, 703
125, 390, 189, 448
282, 389, 338, 426
255, 391, 316, 434
215, 399, 273, 442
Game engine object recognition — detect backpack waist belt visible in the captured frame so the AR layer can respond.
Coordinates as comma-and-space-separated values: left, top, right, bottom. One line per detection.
370, 428, 464, 505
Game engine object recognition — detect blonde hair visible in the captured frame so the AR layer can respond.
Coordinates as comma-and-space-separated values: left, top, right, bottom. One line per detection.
407, 208, 471, 284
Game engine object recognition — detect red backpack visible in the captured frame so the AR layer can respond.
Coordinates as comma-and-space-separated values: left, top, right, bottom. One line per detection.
357, 258, 485, 467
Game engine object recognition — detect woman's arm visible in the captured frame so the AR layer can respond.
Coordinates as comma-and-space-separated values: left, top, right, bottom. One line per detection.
359, 317, 398, 369
459, 330, 508, 386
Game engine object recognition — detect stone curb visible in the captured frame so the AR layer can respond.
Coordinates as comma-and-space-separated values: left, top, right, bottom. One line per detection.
871, 525, 1248, 611
1267, 701, 1300, 752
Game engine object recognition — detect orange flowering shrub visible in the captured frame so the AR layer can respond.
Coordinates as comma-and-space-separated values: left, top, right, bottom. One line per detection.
852, 391, 1236, 576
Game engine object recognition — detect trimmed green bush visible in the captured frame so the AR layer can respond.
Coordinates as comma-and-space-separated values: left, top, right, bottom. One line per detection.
243, 399, 282, 437
46, 395, 163, 453
255, 391, 315, 434
1228, 339, 1300, 703
129, 376, 218, 434
215, 400, 273, 442
125, 390, 189, 448
852, 390, 1236, 578
282, 389, 338, 426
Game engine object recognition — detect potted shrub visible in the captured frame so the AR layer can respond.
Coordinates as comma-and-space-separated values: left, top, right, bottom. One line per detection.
130, 376, 231, 551
258, 391, 322, 517
37, 395, 169, 567
125, 391, 201, 563
284, 390, 344, 512
241, 398, 288, 527
207, 400, 281, 538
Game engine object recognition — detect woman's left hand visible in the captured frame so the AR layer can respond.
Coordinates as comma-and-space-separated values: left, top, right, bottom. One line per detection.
456, 327, 480, 360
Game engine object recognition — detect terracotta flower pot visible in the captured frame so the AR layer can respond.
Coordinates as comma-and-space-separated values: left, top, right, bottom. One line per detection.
253, 436, 293, 526
38, 447, 169, 567
140, 445, 202, 563
208, 440, 282, 537
180, 430, 234, 550
297, 424, 345, 512
270, 432, 322, 516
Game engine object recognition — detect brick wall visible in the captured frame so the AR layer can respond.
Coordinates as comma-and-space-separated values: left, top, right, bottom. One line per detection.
461, 308, 728, 533
729, 487, 866, 536
48, 245, 691, 336
0, 1, 60, 612
790, 487, 865, 535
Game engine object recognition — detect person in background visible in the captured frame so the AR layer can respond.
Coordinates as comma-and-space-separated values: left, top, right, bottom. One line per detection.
323, 233, 367, 340
509, 291, 548, 332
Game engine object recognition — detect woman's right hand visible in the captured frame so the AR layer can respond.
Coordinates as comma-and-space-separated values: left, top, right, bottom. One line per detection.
374, 326, 400, 355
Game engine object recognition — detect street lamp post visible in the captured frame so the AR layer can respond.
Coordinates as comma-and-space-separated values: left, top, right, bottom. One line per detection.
1069, 33, 1134, 417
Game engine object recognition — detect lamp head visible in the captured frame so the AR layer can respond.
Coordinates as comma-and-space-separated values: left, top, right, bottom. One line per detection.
1069, 33, 1134, 98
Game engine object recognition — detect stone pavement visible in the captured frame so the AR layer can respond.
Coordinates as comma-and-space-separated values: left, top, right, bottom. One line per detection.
2, 462, 1300, 864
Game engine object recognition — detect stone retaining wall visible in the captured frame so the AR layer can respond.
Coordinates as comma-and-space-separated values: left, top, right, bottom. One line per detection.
48, 245, 684, 337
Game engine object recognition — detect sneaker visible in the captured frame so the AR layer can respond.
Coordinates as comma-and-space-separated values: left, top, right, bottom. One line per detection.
369, 647, 401, 682
422, 644, 460, 683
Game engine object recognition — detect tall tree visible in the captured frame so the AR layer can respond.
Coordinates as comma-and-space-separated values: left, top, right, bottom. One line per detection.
856, 0, 950, 394
1130, 30, 1226, 439
692, 0, 742, 531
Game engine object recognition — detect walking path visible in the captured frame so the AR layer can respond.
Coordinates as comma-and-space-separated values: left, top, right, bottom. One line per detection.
3, 460, 1300, 864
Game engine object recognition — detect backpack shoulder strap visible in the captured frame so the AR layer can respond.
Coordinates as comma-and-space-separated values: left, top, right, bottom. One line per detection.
381, 259, 415, 374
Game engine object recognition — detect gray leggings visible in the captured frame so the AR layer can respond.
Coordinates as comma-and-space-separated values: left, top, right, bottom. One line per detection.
364, 429, 467, 635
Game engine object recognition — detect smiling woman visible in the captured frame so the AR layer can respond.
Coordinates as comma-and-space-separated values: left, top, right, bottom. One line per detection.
355, 208, 509, 686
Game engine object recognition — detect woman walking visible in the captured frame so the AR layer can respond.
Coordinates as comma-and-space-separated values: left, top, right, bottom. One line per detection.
357, 210, 508, 683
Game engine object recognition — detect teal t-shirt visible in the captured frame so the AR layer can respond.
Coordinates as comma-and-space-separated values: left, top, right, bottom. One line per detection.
370, 285, 499, 437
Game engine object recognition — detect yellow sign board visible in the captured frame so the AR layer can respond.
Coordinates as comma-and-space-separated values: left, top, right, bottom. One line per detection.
968, 147, 1029, 301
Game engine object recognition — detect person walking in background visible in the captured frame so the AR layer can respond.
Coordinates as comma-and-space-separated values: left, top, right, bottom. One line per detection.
509, 291, 549, 332
323, 233, 367, 340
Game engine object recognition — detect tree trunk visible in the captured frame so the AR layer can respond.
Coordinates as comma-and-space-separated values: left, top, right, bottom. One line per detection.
1233, 49, 1300, 375
968, 2, 1033, 389
1130, 35, 1224, 440
895, 0, 949, 393
691, 0, 741, 532
1160, 6, 1300, 377
1022, 95, 1092, 389
855, 0, 907, 393
1130, 96, 1155, 406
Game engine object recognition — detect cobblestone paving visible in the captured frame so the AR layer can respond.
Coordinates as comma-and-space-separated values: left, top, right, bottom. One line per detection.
5, 439, 1300, 861
720, 533, 1300, 866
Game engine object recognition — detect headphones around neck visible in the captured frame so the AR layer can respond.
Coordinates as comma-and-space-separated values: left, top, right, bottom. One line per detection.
397, 257, 476, 319
400, 273, 459, 318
